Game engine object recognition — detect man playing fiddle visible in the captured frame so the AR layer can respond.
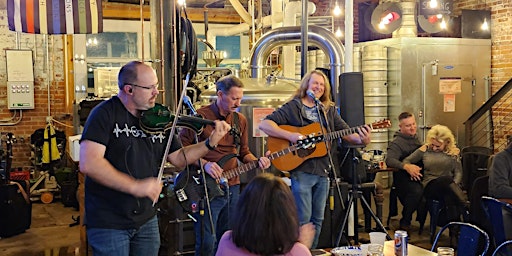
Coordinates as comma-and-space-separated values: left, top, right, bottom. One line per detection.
79, 61, 232, 256
179, 75, 271, 256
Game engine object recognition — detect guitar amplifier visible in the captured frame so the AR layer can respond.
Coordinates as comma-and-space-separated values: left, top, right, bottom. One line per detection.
157, 183, 195, 255
0, 182, 32, 238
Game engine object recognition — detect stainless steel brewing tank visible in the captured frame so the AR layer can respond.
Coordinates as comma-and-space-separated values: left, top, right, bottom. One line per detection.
199, 78, 299, 183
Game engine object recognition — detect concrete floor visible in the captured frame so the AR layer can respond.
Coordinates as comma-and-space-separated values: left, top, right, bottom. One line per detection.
0, 202, 80, 256
0, 188, 451, 256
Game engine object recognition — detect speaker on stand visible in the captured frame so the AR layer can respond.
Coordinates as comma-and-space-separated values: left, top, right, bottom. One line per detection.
338, 72, 365, 127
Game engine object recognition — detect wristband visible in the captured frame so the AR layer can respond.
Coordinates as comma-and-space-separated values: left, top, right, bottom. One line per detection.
205, 137, 216, 150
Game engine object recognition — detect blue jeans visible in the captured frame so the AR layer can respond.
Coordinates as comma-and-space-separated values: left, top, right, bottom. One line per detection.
194, 184, 240, 256
87, 215, 160, 256
291, 171, 329, 249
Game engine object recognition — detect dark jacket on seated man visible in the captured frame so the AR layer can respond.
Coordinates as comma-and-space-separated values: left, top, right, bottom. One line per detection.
488, 142, 512, 240
489, 143, 512, 198
385, 113, 423, 229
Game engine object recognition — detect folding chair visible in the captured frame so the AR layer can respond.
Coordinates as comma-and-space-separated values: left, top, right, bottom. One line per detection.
431, 222, 490, 256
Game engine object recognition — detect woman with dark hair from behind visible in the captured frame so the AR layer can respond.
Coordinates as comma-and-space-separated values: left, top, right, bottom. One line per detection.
216, 173, 314, 256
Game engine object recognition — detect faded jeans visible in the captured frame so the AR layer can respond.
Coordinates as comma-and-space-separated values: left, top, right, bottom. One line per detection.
87, 215, 160, 256
291, 171, 329, 249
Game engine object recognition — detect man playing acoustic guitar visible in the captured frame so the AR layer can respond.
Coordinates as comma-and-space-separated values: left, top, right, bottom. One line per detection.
259, 70, 372, 248
179, 75, 271, 256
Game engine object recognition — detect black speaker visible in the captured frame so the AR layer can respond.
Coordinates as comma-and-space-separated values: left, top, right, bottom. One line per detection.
317, 180, 349, 249
339, 72, 365, 127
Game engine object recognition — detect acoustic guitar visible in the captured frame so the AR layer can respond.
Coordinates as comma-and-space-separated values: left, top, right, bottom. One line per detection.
267, 119, 391, 171
173, 135, 321, 213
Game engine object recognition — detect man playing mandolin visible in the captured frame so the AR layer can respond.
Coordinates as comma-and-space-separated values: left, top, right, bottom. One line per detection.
79, 61, 232, 256
259, 69, 372, 248
179, 75, 271, 256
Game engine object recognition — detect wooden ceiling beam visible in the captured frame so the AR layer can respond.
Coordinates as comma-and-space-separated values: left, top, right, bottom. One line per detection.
102, 2, 242, 24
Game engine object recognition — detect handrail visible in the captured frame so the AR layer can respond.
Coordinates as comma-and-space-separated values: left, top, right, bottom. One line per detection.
464, 78, 512, 124
464, 78, 512, 150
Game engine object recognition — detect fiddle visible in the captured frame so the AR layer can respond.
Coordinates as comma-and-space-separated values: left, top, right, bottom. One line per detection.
140, 103, 214, 134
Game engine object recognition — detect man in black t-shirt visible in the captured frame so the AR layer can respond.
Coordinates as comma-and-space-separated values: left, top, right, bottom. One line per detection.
80, 61, 231, 256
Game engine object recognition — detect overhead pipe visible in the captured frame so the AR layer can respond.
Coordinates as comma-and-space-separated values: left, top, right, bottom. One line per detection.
206, 0, 285, 49
229, 0, 252, 24
206, 15, 283, 49
250, 25, 345, 108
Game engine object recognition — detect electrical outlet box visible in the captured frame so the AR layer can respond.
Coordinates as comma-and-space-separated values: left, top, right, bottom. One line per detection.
7, 81, 35, 109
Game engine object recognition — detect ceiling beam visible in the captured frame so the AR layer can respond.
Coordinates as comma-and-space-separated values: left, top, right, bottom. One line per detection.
102, 2, 243, 24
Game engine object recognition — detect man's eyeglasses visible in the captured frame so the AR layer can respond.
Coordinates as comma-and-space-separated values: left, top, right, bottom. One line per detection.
129, 83, 159, 90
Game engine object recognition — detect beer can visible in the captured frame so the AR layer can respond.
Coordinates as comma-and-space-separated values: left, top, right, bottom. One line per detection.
394, 230, 408, 256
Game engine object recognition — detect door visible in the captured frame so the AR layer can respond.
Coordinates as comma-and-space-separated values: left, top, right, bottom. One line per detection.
420, 63, 475, 148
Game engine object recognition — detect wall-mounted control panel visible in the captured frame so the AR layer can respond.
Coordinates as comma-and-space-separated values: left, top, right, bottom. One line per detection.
6, 50, 35, 109
7, 81, 35, 109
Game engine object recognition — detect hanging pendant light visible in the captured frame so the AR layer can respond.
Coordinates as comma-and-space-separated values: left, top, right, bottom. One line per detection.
481, 18, 489, 30
333, 2, 342, 16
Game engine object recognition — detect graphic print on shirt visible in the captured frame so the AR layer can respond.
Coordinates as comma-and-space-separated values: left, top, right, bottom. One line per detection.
113, 122, 167, 144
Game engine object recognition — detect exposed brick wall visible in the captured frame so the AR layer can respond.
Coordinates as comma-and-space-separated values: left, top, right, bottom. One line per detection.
0, 9, 70, 170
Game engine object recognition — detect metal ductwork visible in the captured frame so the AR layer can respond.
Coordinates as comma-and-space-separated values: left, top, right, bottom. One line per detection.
249, 25, 345, 107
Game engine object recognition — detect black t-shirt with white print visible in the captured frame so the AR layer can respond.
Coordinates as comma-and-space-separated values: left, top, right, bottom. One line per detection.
81, 96, 181, 229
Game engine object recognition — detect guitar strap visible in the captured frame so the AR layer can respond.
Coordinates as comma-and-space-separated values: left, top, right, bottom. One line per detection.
231, 112, 241, 154
216, 112, 241, 169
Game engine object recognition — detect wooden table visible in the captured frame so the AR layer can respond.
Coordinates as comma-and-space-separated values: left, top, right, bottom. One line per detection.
383, 240, 437, 256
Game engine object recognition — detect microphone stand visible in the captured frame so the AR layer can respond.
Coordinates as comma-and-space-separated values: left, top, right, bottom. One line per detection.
183, 89, 218, 253
335, 145, 391, 246
153, 73, 191, 206
314, 100, 346, 248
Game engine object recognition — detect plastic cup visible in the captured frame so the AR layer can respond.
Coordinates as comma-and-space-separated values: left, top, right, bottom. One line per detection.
437, 247, 455, 255
369, 232, 387, 245
367, 243, 384, 256
360, 244, 369, 256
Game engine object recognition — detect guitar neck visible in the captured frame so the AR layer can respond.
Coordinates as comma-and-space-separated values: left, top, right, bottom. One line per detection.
222, 144, 300, 180
326, 124, 372, 141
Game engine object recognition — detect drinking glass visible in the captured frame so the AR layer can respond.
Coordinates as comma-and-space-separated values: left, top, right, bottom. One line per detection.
437, 247, 455, 256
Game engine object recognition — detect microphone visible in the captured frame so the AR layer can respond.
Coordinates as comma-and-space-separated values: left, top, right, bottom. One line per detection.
306, 89, 320, 104
183, 95, 198, 116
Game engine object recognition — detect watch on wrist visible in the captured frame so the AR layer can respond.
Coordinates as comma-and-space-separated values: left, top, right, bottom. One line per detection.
205, 137, 217, 150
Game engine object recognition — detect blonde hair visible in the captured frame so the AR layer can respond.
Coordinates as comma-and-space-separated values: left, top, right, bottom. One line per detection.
293, 70, 335, 108
426, 124, 457, 154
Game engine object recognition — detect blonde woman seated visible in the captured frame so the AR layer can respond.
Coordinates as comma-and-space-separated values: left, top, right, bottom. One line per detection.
216, 173, 314, 256
403, 124, 468, 225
